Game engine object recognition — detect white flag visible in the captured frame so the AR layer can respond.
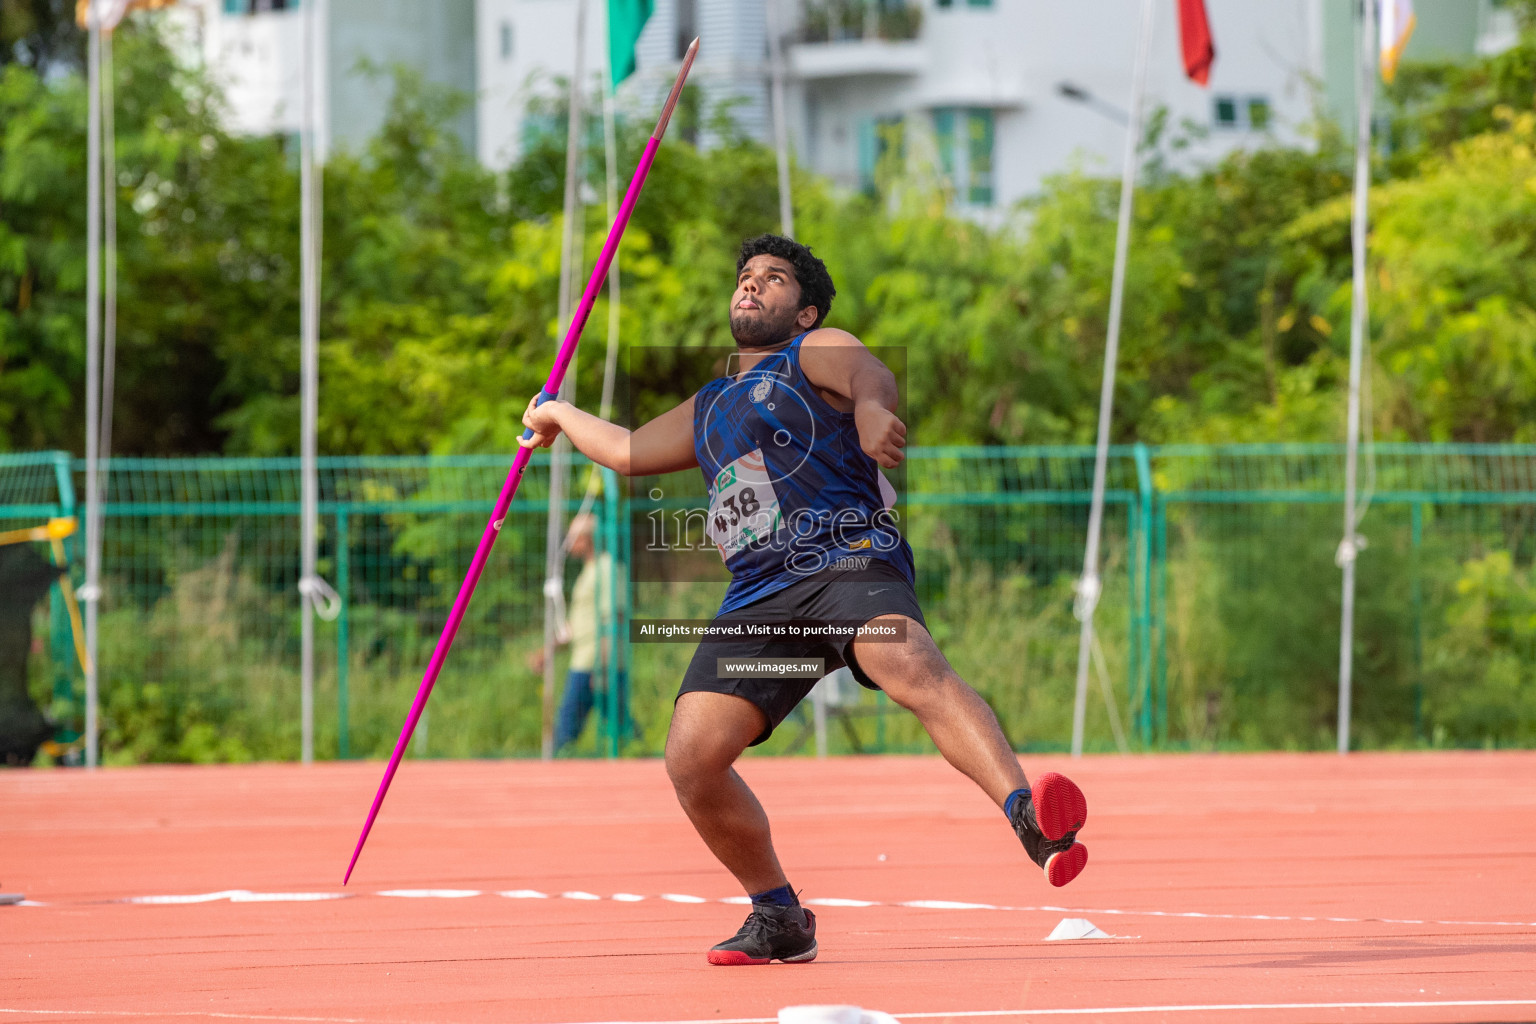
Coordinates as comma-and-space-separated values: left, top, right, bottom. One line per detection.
1380, 0, 1416, 83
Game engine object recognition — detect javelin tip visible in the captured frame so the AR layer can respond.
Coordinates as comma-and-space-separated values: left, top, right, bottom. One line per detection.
652, 38, 700, 141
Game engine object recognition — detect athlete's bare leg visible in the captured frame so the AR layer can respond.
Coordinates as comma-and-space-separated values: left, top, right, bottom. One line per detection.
665, 691, 790, 893
850, 614, 1028, 809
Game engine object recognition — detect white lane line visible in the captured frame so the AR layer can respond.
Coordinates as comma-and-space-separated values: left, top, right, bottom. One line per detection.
551, 1001, 1536, 1024
82, 887, 1536, 930
997, 903, 1536, 929
125, 891, 350, 905
231, 893, 349, 904
0, 1010, 404, 1023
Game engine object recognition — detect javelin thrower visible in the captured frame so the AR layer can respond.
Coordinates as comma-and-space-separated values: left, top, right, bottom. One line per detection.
520, 234, 1091, 965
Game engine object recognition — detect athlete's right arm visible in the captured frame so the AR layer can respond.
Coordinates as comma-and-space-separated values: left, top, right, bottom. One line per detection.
520, 395, 698, 477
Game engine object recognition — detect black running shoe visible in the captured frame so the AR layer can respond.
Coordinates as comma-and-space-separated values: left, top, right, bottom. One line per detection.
1010, 771, 1088, 887
706, 903, 818, 966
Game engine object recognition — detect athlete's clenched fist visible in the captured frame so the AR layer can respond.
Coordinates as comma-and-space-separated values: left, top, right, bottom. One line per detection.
855, 402, 907, 468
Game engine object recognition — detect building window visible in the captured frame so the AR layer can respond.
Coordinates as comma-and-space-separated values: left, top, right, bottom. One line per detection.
933, 107, 994, 206
520, 112, 562, 151
857, 114, 904, 195
225, 0, 298, 12
1213, 94, 1272, 131
1247, 96, 1271, 131
676, 0, 696, 59
500, 21, 513, 60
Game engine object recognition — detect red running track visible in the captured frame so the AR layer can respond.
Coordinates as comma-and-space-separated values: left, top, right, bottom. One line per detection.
4, 751, 1535, 1024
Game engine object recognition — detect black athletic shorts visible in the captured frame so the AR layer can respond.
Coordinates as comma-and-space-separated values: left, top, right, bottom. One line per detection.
677, 560, 927, 745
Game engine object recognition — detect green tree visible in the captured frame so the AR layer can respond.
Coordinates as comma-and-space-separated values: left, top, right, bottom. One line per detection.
0, 24, 301, 454
1, 0, 82, 74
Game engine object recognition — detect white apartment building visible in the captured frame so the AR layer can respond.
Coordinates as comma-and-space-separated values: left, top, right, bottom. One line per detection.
476, 0, 775, 168
785, 0, 1510, 210
475, 0, 1510, 210
167, 0, 477, 159
168, 0, 1513, 208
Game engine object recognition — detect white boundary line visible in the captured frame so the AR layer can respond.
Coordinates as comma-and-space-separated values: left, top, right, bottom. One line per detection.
0, 1011, 402, 1023
554, 1001, 1536, 1024
7, 1003, 1536, 1024
76, 888, 1536, 930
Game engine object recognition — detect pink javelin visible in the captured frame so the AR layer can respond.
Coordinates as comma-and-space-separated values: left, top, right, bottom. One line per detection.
344, 39, 701, 884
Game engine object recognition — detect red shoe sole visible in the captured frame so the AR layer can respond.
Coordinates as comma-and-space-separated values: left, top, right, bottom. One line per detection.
706, 947, 817, 966
1033, 772, 1087, 841
1044, 843, 1088, 887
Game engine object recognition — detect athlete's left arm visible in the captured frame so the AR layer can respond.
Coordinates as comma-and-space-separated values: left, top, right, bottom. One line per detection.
798, 329, 907, 469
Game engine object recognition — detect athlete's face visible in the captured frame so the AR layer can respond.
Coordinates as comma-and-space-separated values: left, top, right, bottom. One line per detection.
730, 255, 818, 348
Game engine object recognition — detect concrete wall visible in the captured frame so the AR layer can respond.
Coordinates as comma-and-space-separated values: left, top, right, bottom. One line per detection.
1322, 0, 1491, 139
475, 0, 610, 169
794, 0, 1324, 212
328, 0, 478, 157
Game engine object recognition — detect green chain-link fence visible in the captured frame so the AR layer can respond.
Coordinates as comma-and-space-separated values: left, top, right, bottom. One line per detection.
5, 445, 1534, 763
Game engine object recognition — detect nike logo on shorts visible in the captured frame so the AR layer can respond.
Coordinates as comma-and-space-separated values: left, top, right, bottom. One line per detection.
868, 588, 891, 595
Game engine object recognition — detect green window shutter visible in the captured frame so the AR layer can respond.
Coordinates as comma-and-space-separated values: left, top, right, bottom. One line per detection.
933, 106, 957, 190
966, 108, 994, 206
857, 118, 878, 195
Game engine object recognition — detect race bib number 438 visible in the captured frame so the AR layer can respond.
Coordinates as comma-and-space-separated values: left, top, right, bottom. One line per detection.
707, 449, 783, 560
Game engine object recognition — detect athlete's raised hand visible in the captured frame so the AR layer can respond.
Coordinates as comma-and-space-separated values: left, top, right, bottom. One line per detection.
520, 395, 566, 449
856, 401, 907, 468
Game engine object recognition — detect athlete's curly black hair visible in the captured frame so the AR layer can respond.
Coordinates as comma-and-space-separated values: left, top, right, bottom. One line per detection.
736, 234, 836, 329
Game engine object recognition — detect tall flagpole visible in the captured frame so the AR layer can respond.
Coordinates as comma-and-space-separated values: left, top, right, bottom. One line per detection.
1070, 0, 1155, 758
1337, 0, 1376, 756
82, 4, 103, 770
601, 75, 620, 425
544, 0, 589, 759
299, 0, 322, 764
766, 0, 794, 238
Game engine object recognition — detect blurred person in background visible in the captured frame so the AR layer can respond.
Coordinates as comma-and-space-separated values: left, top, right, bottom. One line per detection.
533, 512, 630, 753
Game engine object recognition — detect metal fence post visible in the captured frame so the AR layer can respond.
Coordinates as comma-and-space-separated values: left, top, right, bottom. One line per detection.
1127, 487, 1141, 735
1410, 501, 1424, 744
1133, 442, 1155, 745
1153, 496, 1169, 745
50, 452, 80, 739
336, 507, 350, 759
602, 469, 621, 759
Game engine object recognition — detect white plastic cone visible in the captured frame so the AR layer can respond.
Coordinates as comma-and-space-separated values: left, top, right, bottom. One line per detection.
1046, 917, 1111, 940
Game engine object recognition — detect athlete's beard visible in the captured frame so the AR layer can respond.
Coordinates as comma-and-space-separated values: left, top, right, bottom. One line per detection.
730, 304, 803, 348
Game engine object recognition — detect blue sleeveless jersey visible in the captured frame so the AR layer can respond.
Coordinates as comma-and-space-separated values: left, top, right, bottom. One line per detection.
692, 333, 915, 614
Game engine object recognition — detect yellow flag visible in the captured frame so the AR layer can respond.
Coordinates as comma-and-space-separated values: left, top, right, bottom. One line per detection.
1380, 0, 1416, 83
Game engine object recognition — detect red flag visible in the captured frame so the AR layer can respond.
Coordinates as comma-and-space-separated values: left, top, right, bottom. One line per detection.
1177, 0, 1215, 87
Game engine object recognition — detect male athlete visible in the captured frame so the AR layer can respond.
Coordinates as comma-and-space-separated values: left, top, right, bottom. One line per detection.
520, 234, 1088, 965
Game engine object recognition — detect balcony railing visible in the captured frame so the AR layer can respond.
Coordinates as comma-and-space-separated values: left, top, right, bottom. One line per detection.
799, 0, 922, 43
